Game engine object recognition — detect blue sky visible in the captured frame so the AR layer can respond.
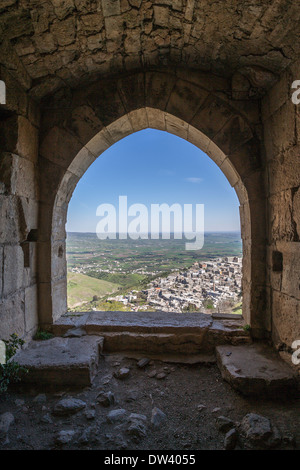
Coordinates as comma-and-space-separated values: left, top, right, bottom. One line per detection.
66, 129, 241, 233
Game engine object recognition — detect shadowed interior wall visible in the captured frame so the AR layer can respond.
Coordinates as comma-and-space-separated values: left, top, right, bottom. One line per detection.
0, 68, 40, 340
0, 0, 299, 352
38, 69, 267, 339
262, 59, 300, 352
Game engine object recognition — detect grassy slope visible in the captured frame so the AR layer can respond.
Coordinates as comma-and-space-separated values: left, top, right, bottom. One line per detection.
67, 272, 120, 308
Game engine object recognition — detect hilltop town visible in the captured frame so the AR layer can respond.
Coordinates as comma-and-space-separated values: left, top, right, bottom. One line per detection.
107, 257, 242, 314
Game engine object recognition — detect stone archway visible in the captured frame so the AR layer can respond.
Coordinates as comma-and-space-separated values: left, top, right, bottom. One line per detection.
38, 70, 267, 338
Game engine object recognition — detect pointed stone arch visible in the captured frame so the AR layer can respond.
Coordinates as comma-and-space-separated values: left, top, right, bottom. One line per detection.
38, 70, 267, 338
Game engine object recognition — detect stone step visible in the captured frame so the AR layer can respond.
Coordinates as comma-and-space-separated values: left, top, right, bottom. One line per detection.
12, 336, 104, 389
99, 332, 208, 355
216, 343, 299, 397
52, 311, 251, 354
121, 351, 217, 365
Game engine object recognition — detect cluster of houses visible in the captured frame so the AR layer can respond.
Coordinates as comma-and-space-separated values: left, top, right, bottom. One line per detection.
107, 257, 242, 313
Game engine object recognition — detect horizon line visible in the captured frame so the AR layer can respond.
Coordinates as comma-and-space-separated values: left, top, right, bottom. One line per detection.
66, 230, 242, 235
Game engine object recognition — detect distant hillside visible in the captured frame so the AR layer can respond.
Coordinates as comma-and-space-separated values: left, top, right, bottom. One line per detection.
67, 272, 120, 308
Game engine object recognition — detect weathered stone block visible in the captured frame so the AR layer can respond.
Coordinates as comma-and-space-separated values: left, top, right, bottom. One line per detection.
38, 158, 68, 205
106, 114, 133, 142
267, 70, 290, 117
219, 158, 239, 187
117, 73, 145, 112
277, 242, 300, 300
292, 187, 300, 240
0, 290, 25, 340
267, 146, 300, 196
69, 105, 104, 145
52, 277, 68, 322
187, 124, 210, 153
264, 100, 296, 159
124, 28, 141, 54
0, 196, 19, 243
80, 12, 104, 34
85, 128, 113, 158
176, 68, 229, 93
153, 5, 169, 27
3, 244, 24, 296
0, 153, 17, 195
0, 115, 18, 154
214, 115, 253, 157
68, 147, 96, 178
104, 16, 123, 40
25, 284, 38, 334
216, 343, 298, 397
52, 241, 67, 280
52, 0, 75, 20
102, 0, 121, 17
190, 95, 233, 141
145, 71, 177, 110
14, 157, 37, 200
17, 116, 38, 163
269, 190, 294, 242
35, 32, 57, 54
12, 336, 104, 388
51, 17, 76, 46
0, 247, 3, 299
40, 126, 83, 168
145, 107, 166, 130
128, 108, 148, 132
272, 289, 300, 348
87, 79, 125, 126
86, 33, 103, 51
166, 79, 208, 124
165, 113, 188, 140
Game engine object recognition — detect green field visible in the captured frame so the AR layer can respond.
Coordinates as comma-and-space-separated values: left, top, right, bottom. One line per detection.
66, 232, 243, 311
67, 272, 120, 308
67, 232, 242, 275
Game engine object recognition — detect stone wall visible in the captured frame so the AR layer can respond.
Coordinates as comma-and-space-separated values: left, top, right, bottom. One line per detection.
0, 66, 40, 341
262, 60, 300, 351
38, 68, 267, 337
0, 32, 298, 349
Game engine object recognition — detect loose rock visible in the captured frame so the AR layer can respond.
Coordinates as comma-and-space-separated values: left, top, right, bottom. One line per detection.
52, 398, 86, 416
55, 430, 76, 445
41, 414, 53, 424
15, 399, 25, 407
224, 428, 238, 450
148, 370, 157, 378
0, 412, 14, 441
137, 358, 150, 368
78, 426, 99, 445
84, 409, 96, 420
114, 368, 130, 380
216, 416, 235, 433
197, 404, 206, 412
240, 413, 281, 448
33, 394, 47, 403
107, 409, 127, 424
156, 372, 167, 380
97, 391, 115, 407
151, 407, 166, 428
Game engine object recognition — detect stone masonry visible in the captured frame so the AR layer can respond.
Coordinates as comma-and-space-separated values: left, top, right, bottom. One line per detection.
0, 1, 299, 354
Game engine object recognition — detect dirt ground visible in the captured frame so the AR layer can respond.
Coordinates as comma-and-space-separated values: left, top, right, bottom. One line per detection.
0, 353, 299, 450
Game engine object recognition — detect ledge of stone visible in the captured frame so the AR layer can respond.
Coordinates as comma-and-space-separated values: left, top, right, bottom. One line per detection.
216, 343, 299, 397
12, 336, 104, 389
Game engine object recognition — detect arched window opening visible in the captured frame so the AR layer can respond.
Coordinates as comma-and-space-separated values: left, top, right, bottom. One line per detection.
66, 129, 243, 317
